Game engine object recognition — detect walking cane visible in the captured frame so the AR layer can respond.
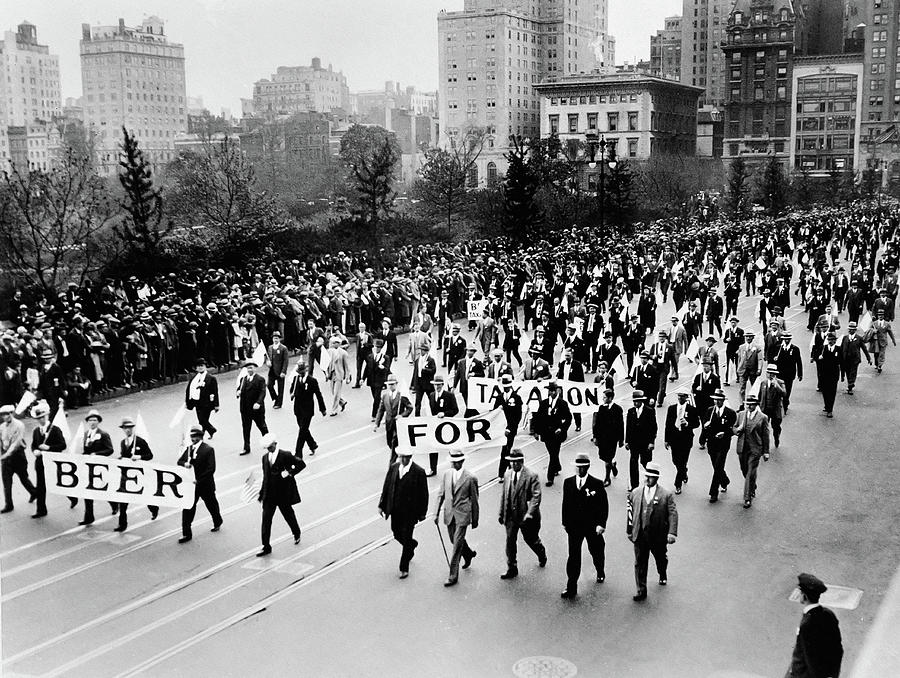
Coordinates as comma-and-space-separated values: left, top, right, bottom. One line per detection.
435, 519, 450, 567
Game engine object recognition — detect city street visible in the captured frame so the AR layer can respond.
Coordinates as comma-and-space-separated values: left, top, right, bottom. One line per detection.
2, 286, 899, 678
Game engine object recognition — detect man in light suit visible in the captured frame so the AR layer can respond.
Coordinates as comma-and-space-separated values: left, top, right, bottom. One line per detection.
736, 332, 761, 404
667, 316, 689, 378
238, 360, 268, 456
498, 448, 546, 580
326, 336, 352, 416
434, 449, 479, 587
868, 309, 896, 373
560, 453, 608, 599
289, 362, 327, 458
627, 461, 678, 601
733, 394, 770, 509
185, 358, 219, 439
379, 447, 429, 578
453, 342, 484, 417
375, 375, 414, 465
256, 433, 304, 556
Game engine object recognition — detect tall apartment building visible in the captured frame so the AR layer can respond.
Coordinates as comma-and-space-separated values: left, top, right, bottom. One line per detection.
721, 0, 807, 168
0, 22, 62, 128
681, 0, 735, 107
650, 16, 683, 81
252, 58, 351, 117
80, 16, 187, 174
437, 0, 612, 186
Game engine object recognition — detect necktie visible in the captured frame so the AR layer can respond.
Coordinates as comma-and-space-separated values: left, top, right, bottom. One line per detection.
513, 471, 519, 488
578, 477, 584, 490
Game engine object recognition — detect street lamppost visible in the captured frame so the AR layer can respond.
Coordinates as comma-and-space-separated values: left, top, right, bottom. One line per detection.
585, 131, 618, 229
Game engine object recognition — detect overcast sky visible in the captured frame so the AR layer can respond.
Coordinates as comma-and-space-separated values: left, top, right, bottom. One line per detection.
5, 0, 681, 115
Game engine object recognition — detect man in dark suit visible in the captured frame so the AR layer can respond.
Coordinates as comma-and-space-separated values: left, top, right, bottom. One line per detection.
434, 291, 453, 365
37, 351, 67, 420
115, 416, 157, 531
289, 362, 326, 458
562, 324, 587, 366
427, 374, 459, 476
557, 347, 586, 431
723, 316, 745, 386
648, 329, 678, 405
702, 389, 737, 503
453, 343, 484, 417
498, 448, 546, 580
375, 375, 414, 464
379, 448, 429, 578
411, 345, 437, 416
627, 461, 678, 601
622, 316, 646, 370
353, 321, 374, 388
814, 332, 843, 418
445, 324, 467, 373
625, 390, 657, 491
534, 380, 572, 486
491, 374, 523, 479
560, 453, 608, 599
361, 337, 392, 420
840, 321, 871, 395
595, 331, 621, 376
177, 424, 223, 543
706, 290, 724, 337
434, 449, 479, 587
264, 331, 290, 409
759, 365, 786, 447
630, 351, 658, 403
29, 401, 67, 518
786, 573, 843, 678
692, 357, 721, 431
256, 433, 304, 556
664, 388, 699, 494
591, 388, 623, 485
773, 332, 803, 413
79, 409, 114, 525
238, 360, 269, 455
582, 304, 604, 370
185, 358, 219, 439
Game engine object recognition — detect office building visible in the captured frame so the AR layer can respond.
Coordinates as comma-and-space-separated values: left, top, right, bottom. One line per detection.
252, 58, 351, 117
0, 21, 62, 127
80, 16, 188, 173
651, 16, 683, 81
681, 0, 735, 107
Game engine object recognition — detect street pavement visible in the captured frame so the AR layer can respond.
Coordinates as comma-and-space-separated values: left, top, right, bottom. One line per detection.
2, 275, 899, 678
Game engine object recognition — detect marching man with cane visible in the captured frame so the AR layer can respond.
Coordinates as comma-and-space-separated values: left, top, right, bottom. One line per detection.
434, 449, 479, 587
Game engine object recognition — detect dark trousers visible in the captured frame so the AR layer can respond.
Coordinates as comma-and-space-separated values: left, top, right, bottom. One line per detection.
821, 377, 838, 413
117, 501, 158, 528
670, 443, 691, 488
2, 454, 35, 509
707, 441, 731, 498
447, 519, 474, 581
783, 378, 795, 411
657, 368, 670, 404
261, 499, 301, 548
195, 406, 217, 437
294, 413, 317, 457
845, 362, 859, 390
391, 517, 418, 572
370, 386, 382, 418
708, 318, 723, 337
267, 374, 286, 407
545, 438, 562, 481
739, 452, 762, 502
181, 484, 222, 538
505, 516, 545, 569
429, 452, 438, 474
34, 455, 47, 514
633, 532, 668, 594
241, 408, 268, 453
629, 445, 653, 489
82, 499, 117, 524
565, 528, 605, 592
770, 416, 782, 446
498, 432, 515, 478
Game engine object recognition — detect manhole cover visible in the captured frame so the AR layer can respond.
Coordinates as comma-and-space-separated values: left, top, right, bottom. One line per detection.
512, 656, 578, 678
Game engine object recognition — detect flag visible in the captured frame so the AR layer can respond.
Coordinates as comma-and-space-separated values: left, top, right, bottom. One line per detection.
723, 258, 731, 279
685, 337, 699, 363
858, 311, 873, 334
748, 376, 762, 399
52, 407, 71, 443
168, 404, 187, 430
654, 290, 663, 306
612, 353, 629, 380
672, 260, 683, 274
15, 390, 36, 416
317, 345, 331, 373
618, 305, 628, 323
573, 316, 584, 339
755, 256, 766, 270
240, 470, 262, 505
252, 341, 267, 367
68, 422, 85, 455
135, 412, 152, 446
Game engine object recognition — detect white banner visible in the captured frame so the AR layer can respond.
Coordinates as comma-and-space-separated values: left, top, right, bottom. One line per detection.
467, 299, 488, 320
395, 409, 507, 455
467, 376, 604, 414
43, 452, 195, 509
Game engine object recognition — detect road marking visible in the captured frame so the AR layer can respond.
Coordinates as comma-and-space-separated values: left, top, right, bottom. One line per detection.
241, 560, 315, 576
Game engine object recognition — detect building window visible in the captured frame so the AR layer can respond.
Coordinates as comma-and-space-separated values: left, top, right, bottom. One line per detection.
776, 86, 786, 100
627, 138, 638, 157
466, 165, 478, 188
628, 112, 638, 131
587, 112, 598, 129
607, 112, 618, 131
568, 114, 579, 132
754, 86, 764, 100
549, 114, 559, 133
487, 161, 498, 187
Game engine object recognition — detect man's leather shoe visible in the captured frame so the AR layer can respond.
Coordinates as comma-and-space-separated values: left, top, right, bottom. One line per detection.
0, 506, 13, 514
114, 525, 126, 532
538, 555, 547, 568
399, 571, 409, 579
709, 496, 718, 503
743, 500, 752, 508
500, 569, 518, 580
294, 533, 302, 545
597, 575, 605, 583
31, 512, 47, 518
426, 470, 436, 477
240, 450, 250, 456
178, 536, 192, 544
545, 480, 554, 487
462, 551, 476, 569
211, 523, 222, 532
560, 589, 576, 599
78, 519, 93, 525
659, 578, 667, 585
443, 578, 457, 587
633, 591, 647, 601
256, 548, 272, 557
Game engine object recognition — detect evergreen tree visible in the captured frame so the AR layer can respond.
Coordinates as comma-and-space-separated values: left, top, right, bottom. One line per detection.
339, 124, 401, 227
726, 156, 751, 218
117, 127, 171, 262
756, 155, 787, 216
604, 155, 636, 226
501, 136, 543, 245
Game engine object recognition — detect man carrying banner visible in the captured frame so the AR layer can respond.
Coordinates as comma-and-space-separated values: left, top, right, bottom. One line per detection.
426, 374, 459, 477
185, 358, 219, 440
1, 404, 36, 513
178, 424, 223, 543
498, 448, 546, 581
534, 380, 572, 487
257, 433, 304, 557
379, 445, 428, 579
557, 347, 586, 432
29, 401, 66, 517
115, 417, 157, 531
491, 374, 523, 480
79, 409, 114, 526
434, 449, 479, 587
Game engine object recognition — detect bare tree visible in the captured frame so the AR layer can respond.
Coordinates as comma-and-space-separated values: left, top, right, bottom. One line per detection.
416, 127, 486, 232
0, 149, 117, 295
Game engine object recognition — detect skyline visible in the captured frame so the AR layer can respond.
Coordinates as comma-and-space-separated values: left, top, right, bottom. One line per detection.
4, 0, 681, 116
